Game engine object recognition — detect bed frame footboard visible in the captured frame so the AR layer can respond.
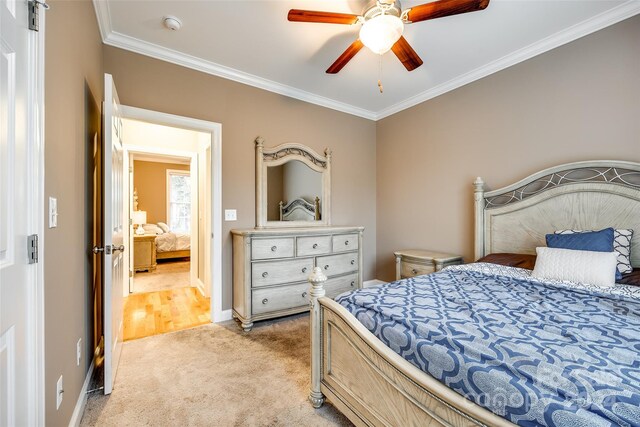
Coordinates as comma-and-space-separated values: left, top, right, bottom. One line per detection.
308, 267, 513, 427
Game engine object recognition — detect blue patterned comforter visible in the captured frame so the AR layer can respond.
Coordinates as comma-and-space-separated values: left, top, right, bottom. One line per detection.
335, 263, 640, 427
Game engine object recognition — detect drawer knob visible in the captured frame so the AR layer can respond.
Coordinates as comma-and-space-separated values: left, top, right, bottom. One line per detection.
271, 246, 277, 252
344, 240, 349, 246
262, 298, 268, 305
312, 243, 318, 249
411, 269, 418, 275
302, 292, 307, 298
324, 265, 329, 270
262, 272, 269, 278
302, 267, 308, 273
350, 260, 355, 265
350, 281, 355, 287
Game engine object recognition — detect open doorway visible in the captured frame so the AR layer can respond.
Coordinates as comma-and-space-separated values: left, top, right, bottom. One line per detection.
118, 109, 222, 341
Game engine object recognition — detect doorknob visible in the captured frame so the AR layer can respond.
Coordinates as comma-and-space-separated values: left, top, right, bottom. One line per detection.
92, 246, 104, 254
111, 244, 125, 253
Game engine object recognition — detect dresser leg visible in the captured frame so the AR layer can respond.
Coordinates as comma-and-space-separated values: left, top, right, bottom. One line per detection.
241, 321, 253, 332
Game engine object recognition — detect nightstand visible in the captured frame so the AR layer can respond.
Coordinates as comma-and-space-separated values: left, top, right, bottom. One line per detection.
134, 234, 157, 273
394, 250, 463, 280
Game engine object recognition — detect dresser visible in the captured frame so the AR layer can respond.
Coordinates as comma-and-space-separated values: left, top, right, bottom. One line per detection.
134, 234, 157, 273
232, 226, 364, 331
394, 249, 462, 280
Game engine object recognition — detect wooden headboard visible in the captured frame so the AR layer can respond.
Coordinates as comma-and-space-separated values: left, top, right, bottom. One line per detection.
474, 160, 640, 267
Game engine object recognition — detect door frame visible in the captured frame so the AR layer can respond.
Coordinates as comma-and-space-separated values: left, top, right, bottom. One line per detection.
31, 6, 46, 425
120, 106, 224, 322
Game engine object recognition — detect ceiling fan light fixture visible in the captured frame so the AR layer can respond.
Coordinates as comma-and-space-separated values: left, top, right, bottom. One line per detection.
359, 14, 404, 55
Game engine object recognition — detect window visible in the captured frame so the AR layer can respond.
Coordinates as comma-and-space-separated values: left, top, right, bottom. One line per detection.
167, 170, 191, 233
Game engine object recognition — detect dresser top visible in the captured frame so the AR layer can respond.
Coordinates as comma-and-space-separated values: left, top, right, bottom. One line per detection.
231, 226, 364, 236
394, 249, 462, 262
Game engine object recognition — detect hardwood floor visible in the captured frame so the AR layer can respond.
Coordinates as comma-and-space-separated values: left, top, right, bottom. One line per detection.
123, 287, 210, 341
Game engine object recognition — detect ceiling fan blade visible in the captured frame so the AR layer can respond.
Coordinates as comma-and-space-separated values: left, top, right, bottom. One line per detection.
326, 39, 364, 74
406, 0, 489, 23
391, 37, 423, 71
288, 10, 360, 25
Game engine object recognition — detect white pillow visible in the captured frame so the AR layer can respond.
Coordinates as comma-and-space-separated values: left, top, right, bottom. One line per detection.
531, 247, 618, 287
142, 224, 163, 235
157, 222, 170, 233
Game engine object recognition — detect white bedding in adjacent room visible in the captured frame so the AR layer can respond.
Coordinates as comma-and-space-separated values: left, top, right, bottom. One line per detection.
155, 232, 191, 252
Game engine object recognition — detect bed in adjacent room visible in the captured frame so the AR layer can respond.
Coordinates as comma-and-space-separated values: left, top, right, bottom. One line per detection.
307, 160, 640, 427
142, 222, 191, 260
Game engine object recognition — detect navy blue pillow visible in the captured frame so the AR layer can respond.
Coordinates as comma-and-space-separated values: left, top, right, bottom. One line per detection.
546, 227, 620, 279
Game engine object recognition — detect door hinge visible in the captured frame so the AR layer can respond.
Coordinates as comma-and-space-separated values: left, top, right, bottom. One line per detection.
27, 234, 38, 264
28, 0, 49, 31
28, 1, 39, 31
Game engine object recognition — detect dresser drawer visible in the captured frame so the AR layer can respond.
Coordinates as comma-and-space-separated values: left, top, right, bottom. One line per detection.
317, 252, 358, 278
332, 234, 359, 253
324, 273, 358, 299
251, 238, 294, 260
252, 283, 308, 315
252, 258, 313, 288
401, 261, 434, 278
296, 235, 331, 257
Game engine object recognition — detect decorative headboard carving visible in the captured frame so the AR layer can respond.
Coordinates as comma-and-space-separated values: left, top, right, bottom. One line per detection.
474, 161, 640, 267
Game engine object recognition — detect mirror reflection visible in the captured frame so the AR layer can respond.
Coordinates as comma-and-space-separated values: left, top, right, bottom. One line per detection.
267, 160, 322, 222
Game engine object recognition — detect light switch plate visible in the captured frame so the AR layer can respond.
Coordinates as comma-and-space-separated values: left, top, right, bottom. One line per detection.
48, 197, 58, 228
224, 209, 237, 221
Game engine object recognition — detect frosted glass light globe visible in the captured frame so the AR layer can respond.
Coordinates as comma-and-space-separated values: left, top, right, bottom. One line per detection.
359, 14, 404, 55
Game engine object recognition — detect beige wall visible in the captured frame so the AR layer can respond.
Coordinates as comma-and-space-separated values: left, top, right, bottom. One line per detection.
44, 0, 103, 424
375, 15, 640, 281
134, 160, 190, 224
103, 46, 378, 309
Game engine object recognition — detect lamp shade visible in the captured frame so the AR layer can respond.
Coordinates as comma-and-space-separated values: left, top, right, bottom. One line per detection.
359, 14, 404, 55
132, 210, 147, 225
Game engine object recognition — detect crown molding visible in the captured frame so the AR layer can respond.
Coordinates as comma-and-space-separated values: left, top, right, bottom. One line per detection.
92, 0, 112, 42
375, 0, 640, 120
93, 0, 640, 122
97, 28, 377, 120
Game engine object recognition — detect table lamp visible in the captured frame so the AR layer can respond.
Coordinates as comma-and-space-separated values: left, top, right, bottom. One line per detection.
132, 210, 147, 235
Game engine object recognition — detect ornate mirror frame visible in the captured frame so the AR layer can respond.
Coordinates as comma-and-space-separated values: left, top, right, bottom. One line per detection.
255, 136, 331, 228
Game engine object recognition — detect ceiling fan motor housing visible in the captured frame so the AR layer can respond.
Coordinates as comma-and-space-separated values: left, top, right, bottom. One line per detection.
362, 0, 403, 21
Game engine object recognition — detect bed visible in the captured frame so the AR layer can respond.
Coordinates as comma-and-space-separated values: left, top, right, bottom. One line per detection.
155, 231, 190, 260
307, 160, 640, 426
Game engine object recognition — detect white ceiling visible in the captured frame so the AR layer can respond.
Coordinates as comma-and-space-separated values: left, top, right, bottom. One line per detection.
94, 0, 640, 120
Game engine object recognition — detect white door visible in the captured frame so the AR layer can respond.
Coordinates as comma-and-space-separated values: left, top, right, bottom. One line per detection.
103, 73, 125, 394
0, 0, 42, 424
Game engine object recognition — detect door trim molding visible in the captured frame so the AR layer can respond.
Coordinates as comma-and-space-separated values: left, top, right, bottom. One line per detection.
31, 7, 46, 425
120, 105, 224, 323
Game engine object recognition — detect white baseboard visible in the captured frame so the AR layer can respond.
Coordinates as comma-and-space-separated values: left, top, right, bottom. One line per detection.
363, 279, 387, 288
217, 309, 233, 322
194, 278, 206, 297
68, 359, 95, 427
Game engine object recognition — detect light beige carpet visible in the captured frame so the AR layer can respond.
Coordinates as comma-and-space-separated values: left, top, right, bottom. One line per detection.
81, 314, 353, 427
133, 260, 191, 293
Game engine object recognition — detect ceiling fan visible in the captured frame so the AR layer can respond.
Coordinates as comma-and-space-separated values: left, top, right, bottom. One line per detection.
288, 0, 490, 74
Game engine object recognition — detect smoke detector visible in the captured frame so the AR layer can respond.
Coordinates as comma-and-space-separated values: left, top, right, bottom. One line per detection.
163, 16, 182, 31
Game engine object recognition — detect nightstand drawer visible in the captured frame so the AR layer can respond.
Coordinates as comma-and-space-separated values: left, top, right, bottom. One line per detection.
401, 261, 434, 278
394, 249, 463, 281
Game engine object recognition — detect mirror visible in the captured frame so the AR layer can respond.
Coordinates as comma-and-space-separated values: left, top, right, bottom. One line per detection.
255, 137, 331, 228
266, 161, 322, 222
